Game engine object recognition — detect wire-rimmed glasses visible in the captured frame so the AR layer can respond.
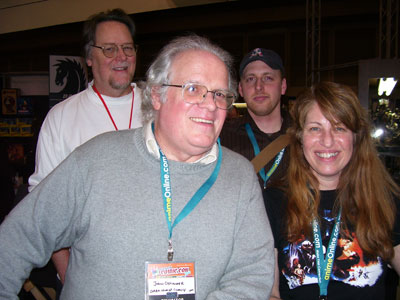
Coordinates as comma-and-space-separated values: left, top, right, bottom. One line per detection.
162, 83, 236, 110
90, 43, 137, 58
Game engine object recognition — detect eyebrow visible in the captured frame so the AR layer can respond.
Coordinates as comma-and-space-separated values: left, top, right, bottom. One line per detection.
175, 81, 227, 90
101, 42, 134, 45
243, 72, 275, 77
305, 121, 322, 125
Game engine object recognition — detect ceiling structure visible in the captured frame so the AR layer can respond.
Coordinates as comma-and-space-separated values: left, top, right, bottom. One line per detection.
0, 0, 236, 34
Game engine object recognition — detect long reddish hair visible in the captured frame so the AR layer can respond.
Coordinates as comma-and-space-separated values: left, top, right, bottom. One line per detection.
286, 81, 399, 260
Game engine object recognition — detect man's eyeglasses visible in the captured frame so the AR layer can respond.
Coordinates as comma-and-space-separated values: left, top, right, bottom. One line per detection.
90, 44, 137, 58
162, 83, 236, 110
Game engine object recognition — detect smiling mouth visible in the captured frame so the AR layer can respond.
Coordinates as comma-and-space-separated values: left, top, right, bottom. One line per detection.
190, 117, 213, 124
113, 66, 128, 71
316, 152, 338, 158
112, 65, 128, 71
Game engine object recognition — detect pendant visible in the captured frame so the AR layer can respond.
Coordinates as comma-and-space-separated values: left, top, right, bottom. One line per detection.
168, 239, 174, 261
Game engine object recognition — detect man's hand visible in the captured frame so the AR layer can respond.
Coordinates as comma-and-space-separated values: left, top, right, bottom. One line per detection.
52, 248, 70, 284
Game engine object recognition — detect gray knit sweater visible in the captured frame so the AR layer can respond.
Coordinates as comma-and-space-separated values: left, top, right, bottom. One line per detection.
0, 127, 274, 299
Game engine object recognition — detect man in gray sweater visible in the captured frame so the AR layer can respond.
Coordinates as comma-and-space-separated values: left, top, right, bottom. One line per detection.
0, 34, 274, 299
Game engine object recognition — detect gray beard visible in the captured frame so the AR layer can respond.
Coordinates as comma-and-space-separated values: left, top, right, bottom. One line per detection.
109, 79, 131, 91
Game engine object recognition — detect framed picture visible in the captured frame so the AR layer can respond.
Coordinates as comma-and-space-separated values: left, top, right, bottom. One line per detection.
1, 89, 18, 115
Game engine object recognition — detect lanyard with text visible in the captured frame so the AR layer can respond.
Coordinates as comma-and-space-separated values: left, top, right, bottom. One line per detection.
159, 139, 222, 261
312, 209, 341, 300
245, 123, 285, 188
92, 85, 134, 131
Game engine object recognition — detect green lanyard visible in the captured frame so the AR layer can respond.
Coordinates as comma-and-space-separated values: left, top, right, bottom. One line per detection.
245, 123, 285, 188
312, 210, 341, 299
159, 138, 222, 261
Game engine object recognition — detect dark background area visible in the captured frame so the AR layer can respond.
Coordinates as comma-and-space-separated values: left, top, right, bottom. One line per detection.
0, 0, 383, 90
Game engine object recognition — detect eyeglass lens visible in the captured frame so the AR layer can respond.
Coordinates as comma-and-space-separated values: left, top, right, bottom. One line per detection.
183, 84, 233, 109
102, 44, 136, 58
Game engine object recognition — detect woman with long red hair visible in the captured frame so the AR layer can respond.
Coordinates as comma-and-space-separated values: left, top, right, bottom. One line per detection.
265, 81, 400, 300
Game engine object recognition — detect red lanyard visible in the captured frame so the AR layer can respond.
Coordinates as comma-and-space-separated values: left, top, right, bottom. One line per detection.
92, 85, 134, 131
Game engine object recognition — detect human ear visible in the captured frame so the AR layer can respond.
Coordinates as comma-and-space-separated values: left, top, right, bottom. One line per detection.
238, 82, 244, 98
281, 78, 287, 95
151, 86, 162, 110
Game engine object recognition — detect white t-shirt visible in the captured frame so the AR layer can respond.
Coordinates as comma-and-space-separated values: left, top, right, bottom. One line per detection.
28, 81, 142, 191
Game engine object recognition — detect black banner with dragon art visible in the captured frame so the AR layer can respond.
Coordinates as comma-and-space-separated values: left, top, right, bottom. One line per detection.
49, 55, 88, 108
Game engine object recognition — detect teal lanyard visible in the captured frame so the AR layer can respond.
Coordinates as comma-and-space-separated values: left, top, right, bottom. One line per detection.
312, 210, 341, 298
244, 123, 285, 188
159, 137, 222, 260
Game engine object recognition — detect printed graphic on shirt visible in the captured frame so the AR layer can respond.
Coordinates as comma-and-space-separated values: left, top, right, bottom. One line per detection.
281, 208, 383, 290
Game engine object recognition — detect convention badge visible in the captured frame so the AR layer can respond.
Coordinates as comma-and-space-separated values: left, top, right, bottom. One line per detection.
145, 261, 196, 300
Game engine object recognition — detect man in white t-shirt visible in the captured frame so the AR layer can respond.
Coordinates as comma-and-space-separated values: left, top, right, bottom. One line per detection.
28, 8, 142, 286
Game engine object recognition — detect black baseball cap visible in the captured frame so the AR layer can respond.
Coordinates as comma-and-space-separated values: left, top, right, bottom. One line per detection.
239, 48, 285, 77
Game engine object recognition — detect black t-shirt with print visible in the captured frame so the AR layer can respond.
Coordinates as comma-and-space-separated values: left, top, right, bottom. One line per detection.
264, 188, 400, 300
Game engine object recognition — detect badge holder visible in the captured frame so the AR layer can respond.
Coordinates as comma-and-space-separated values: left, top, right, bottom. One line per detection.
145, 261, 196, 300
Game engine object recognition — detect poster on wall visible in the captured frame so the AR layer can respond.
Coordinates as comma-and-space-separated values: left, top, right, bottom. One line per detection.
17, 96, 33, 115
49, 55, 88, 108
1, 89, 19, 115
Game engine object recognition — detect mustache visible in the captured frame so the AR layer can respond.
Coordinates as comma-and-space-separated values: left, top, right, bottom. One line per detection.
112, 62, 130, 68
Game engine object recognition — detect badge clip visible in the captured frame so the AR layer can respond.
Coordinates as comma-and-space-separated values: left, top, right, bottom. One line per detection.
168, 239, 174, 261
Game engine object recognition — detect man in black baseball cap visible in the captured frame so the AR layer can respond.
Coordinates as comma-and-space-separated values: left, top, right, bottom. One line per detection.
239, 48, 285, 78
220, 48, 290, 188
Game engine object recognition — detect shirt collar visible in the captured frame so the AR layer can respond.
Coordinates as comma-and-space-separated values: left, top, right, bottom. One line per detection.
240, 109, 291, 135
144, 121, 218, 164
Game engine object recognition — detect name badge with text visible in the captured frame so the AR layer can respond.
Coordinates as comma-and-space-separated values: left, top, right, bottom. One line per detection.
145, 262, 196, 300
